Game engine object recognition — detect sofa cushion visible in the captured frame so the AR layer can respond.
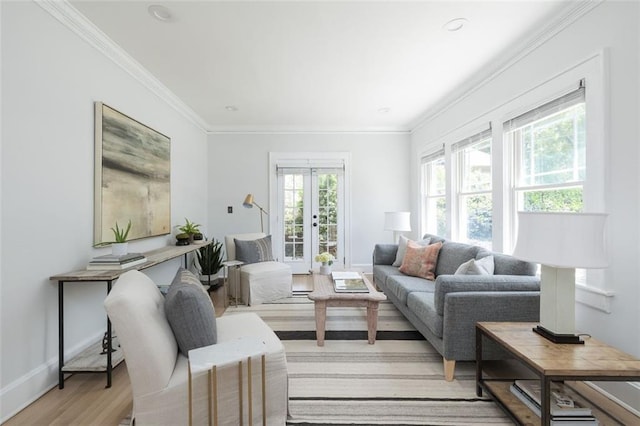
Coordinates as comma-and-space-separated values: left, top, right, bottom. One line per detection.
492, 252, 537, 275
386, 274, 436, 306
373, 264, 404, 289
435, 242, 484, 276
421, 233, 446, 244
399, 241, 442, 280
455, 255, 495, 275
393, 236, 431, 267
406, 292, 443, 338
235, 235, 274, 264
165, 268, 217, 356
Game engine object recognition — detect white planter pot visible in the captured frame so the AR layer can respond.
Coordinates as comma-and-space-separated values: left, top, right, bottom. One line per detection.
111, 242, 128, 256
319, 264, 331, 275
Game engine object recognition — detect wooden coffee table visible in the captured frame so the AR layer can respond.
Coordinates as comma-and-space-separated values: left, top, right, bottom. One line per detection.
307, 271, 386, 346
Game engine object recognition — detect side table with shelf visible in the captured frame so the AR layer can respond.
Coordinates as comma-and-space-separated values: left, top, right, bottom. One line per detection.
222, 260, 244, 307
50, 242, 211, 389
475, 321, 640, 425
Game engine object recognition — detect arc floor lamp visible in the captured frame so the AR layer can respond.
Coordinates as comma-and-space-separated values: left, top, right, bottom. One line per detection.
243, 194, 269, 233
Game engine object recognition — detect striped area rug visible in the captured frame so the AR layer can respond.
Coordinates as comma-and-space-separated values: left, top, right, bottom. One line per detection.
224, 296, 511, 425
225, 294, 422, 341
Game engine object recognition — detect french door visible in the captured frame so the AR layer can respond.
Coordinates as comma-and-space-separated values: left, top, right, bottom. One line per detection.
276, 167, 345, 274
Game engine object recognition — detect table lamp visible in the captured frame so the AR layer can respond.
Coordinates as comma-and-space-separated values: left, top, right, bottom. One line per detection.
384, 212, 411, 243
512, 211, 608, 344
243, 193, 269, 233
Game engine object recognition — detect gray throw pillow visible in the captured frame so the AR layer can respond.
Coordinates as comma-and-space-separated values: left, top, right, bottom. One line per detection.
393, 235, 431, 267
455, 255, 495, 275
234, 235, 275, 264
165, 268, 217, 356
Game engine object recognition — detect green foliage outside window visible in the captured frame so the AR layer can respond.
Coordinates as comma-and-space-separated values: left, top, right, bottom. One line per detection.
466, 195, 492, 243
522, 188, 583, 212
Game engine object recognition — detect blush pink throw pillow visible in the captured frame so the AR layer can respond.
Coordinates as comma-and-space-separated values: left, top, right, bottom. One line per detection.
399, 241, 443, 280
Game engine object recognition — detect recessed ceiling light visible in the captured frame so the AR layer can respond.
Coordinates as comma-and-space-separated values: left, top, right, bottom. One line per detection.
148, 5, 173, 22
225, 105, 238, 112
443, 18, 468, 32
378, 107, 391, 114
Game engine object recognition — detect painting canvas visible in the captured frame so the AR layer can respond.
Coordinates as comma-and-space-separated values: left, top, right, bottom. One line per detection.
94, 102, 171, 244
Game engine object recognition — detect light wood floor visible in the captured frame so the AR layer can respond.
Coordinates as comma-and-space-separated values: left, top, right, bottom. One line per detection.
5, 275, 637, 425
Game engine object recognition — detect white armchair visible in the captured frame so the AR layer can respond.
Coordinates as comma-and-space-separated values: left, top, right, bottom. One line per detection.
225, 233, 293, 305
104, 269, 288, 425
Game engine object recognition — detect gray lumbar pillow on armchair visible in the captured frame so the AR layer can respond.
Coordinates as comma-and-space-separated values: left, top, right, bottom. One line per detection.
234, 234, 275, 264
164, 267, 217, 355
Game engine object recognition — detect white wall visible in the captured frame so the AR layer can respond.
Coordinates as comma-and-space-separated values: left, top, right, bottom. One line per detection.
207, 133, 411, 267
412, 1, 639, 358
0, 2, 208, 420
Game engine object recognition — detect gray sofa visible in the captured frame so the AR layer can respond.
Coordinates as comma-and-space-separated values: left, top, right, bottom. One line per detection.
373, 233, 540, 381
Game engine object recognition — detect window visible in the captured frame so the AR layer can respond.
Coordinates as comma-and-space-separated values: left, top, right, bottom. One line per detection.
421, 151, 446, 236
453, 129, 492, 249
506, 85, 586, 216
505, 84, 587, 281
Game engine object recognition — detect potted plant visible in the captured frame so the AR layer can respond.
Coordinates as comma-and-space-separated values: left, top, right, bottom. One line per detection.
175, 233, 190, 246
315, 251, 335, 275
106, 220, 131, 255
175, 218, 201, 243
196, 239, 225, 289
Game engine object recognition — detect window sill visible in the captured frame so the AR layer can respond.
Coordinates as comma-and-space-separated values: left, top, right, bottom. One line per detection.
576, 283, 615, 313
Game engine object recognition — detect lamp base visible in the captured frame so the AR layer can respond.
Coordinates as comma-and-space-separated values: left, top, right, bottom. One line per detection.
532, 325, 584, 344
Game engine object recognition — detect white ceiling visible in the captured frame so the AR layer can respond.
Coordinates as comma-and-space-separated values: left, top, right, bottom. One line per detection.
69, 1, 573, 133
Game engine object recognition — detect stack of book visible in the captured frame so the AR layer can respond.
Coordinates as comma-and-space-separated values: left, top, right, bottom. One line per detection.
87, 253, 148, 270
331, 271, 369, 293
510, 380, 598, 425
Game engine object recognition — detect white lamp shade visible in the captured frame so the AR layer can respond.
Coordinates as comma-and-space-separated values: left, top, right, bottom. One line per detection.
384, 212, 411, 232
512, 211, 608, 269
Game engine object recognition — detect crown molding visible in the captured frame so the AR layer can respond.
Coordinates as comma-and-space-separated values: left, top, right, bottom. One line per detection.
410, 0, 604, 133
36, 0, 209, 132
206, 128, 411, 136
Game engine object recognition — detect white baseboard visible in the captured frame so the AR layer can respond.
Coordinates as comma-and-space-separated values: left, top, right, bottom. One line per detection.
586, 381, 640, 416
0, 331, 104, 423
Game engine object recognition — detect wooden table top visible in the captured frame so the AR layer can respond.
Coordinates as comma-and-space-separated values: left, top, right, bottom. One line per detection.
50, 242, 211, 282
477, 322, 640, 378
308, 271, 387, 302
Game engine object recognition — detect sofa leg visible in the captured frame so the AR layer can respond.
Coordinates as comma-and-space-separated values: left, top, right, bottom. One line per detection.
443, 358, 455, 381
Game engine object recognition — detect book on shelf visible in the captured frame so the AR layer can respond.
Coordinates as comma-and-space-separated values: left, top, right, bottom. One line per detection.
89, 253, 146, 264
333, 278, 369, 293
87, 257, 147, 270
510, 380, 595, 421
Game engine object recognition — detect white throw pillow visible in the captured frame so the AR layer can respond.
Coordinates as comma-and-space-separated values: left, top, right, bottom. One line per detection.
455, 255, 495, 275
393, 235, 431, 267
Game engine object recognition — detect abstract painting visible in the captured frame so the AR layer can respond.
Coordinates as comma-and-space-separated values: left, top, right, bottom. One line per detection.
94, 102, 171, 244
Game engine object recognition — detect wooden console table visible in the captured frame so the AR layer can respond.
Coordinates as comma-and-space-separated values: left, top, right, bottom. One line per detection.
50, 242, 210, 389
476, 322, 640, 425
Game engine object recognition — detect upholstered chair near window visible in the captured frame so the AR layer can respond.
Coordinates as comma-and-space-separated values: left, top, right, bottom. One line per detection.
224, 233, 293, 305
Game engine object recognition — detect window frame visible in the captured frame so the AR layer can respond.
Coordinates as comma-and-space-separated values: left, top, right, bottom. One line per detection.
420, 150, 446, 236
452, 128, 493, 248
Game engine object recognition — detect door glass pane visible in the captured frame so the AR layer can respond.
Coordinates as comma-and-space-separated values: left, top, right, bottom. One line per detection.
317, 173, 338, 259
283, 173, 304, 261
